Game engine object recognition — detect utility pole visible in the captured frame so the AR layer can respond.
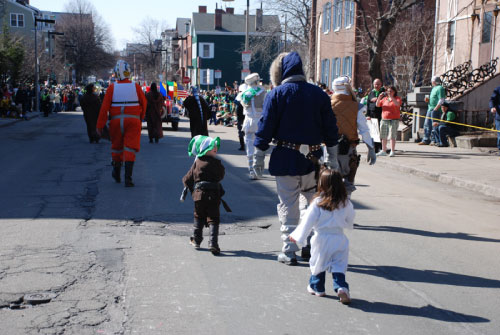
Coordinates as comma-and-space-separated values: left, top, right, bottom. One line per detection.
284, 14, 287, 52
34, 16, 55, 113
245, 0, 250, 51
309, 0, 317, 81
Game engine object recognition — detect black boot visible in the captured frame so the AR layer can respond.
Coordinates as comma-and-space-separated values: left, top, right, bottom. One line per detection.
190, 218, 205, 248
112, 161, 121, 183
301, 245, 311, 261
124, 161, 134, 187
238, 136, 245, 151
209, 223, 220, 255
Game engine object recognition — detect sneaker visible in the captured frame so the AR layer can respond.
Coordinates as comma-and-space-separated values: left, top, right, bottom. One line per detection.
277, 252, 297, 265
210, 245, 220, 255
337, 287, 351, 305
389, 150, 395, 157
249, 170, 258, 180
376, 151, 387, 157
418, 141, 430, 146
307, 285, 325, 297
189, 237, 200, 249
447, 136, 457, 147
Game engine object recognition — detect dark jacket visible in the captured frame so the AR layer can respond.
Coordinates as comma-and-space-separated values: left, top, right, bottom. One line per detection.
488, 86, 500, 121
254, 52, 339, 176
365, 87, 385, 120
182, 155, 225, 203
183, 95, 211, 138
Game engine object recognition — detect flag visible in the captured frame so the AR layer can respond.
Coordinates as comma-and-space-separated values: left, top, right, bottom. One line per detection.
159, 82, 167, 97
177, 83, 189, 99
173, 81, 178, 99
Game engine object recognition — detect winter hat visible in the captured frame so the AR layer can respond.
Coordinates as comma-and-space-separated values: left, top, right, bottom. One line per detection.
188, 135, 221, 157
332, 76, 351, 95
245, 73, 261, 85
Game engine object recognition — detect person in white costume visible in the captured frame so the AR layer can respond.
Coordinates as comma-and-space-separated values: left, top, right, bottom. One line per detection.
290, 169, 354, 304
238, 73, 267, 179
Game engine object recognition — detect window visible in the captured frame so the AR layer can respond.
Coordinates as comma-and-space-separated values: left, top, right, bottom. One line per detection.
321, 59, 330, 86
333, 0, 343, 31
342, 56, 352, 78
482, 11, 493, 43
198, 43, 214, 58
322, 2, 332, 33
200, 69, 214, 85
10, 13, 24, 27
331, 58, 341, 80
344, 1, 355, 28
447, 21, 456, 50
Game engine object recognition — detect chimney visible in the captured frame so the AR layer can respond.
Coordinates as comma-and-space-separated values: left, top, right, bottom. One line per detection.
255, 9, 263, 31
226, 7, 234, 14
215, 9, 223, 30
199, 6, 207, 13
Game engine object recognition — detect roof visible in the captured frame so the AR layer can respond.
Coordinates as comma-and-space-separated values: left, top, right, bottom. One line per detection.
192, 12, 280, 35
176, 17, 191, 34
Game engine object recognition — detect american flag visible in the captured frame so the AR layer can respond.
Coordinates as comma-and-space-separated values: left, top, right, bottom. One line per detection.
177, 83, 189, 99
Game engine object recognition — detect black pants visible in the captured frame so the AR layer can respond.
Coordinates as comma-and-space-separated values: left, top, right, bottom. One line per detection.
193, 200, 220, 246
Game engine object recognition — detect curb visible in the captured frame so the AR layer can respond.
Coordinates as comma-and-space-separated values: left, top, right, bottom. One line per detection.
373, 157, 500, 199
0, 113, 39, 128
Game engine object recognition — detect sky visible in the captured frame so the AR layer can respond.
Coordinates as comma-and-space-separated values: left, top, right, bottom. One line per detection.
30, 0, 261, 50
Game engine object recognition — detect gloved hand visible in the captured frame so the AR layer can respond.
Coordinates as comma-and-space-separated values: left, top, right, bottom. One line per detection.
324, 145, 340, 171
366, 144, 376, 165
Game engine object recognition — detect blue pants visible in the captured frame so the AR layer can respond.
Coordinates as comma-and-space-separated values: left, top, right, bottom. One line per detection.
437, 125, 458, 146
423, 109, 440, 143
209, 112, 217, 125
309, 271, 348, 293
496, 119, 500, 150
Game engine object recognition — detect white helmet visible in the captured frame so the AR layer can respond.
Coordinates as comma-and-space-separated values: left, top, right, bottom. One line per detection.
114, 60, 131, 81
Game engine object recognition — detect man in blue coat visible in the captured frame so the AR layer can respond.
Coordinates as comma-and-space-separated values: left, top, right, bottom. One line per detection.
254, 52, 340, 265
489, 86, 500, 155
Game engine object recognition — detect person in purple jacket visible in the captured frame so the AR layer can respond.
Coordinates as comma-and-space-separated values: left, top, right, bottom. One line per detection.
254, 52, 340, 265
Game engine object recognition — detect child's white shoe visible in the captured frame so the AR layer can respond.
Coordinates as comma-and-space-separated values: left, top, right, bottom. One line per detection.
307, 285, 325, 297
337, 287, 351, 304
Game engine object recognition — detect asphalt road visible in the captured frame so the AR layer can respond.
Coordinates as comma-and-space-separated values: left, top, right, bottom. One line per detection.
0, 111, 499, 335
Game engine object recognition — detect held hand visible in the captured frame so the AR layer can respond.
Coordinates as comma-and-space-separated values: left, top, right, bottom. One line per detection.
366, 116, 371, 120
289, 236, 296, 243
433, 122, 438, 127
491, 107, 497, 114
370, 98, 377, 103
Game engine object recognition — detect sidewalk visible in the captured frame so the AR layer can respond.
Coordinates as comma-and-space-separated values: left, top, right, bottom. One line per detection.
358, 142, 500, 199
0, 112, 39, 128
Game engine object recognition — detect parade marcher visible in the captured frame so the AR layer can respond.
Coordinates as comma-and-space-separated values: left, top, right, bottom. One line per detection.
183, 87, 210, 138
80, 84, 102, 143
420, 76, 445, 145
489, 85, 500, 155
290, 169, 354, 304
97, 60, 147, 187
145, 82, 165, 143
235, 91, 245, 151
182, 135, 229, 256
254, 51, 340, 265
330, 77, 376, 194
364, 78, 385, 153
239, 73, 267, 179
41, 89, 51, 117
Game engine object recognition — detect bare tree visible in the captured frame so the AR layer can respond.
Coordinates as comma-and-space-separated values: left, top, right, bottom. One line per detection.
354, 0, 420, 82
129, 17, 167, 83
263, 0, 312, 74
380, 5, 435, 95
0, 25, 25, 85
54, 0, 115, 82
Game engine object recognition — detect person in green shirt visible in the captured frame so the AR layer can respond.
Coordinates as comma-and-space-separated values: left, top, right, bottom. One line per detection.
420, 76, 446, 145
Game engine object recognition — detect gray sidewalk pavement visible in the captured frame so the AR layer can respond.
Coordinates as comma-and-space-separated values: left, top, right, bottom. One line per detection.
0, 112, 39, 128
358, 142, 500, 199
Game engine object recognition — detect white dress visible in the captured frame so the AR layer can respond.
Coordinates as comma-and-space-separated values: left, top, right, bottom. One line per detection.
290, 197, 355, 275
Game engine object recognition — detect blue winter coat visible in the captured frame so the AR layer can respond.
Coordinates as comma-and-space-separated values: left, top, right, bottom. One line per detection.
254, 52, 339, 176
488, 86, 500, 121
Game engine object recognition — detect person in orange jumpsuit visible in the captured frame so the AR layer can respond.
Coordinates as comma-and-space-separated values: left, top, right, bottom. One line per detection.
97, 60, 147, 187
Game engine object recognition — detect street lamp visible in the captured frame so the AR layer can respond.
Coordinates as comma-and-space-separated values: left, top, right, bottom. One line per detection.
34, 16, 55, 113
47, 32, 64, 84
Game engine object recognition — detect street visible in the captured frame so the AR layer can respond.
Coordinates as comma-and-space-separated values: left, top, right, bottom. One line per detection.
0, 112, 499, 335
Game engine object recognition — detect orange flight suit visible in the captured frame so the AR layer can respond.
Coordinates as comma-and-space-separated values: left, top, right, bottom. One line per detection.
97, 80, 147, 162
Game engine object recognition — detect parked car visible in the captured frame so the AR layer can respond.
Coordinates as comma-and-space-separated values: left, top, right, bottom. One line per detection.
161, 99, 180, 130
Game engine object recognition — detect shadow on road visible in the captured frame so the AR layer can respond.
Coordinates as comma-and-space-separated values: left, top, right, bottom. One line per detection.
354, 224, 500, 243
348, 264, 500, 288
347, 300, 489, 323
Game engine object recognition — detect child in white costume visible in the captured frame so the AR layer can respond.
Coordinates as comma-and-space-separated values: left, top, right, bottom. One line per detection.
290, 169, 355, 304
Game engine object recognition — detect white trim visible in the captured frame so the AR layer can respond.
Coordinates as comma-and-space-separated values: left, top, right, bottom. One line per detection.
199, 42, 214, 59
7, 0, 38, 13
9, 13, 25, 28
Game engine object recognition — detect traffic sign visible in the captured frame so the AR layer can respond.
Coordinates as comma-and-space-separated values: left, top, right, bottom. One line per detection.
182, 76, 190, 84
241, 69, 251, 80
215, 70, 222, 79
242, 51, 252, 62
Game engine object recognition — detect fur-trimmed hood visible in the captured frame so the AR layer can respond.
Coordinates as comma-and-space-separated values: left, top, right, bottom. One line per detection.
270, 52, 305, 87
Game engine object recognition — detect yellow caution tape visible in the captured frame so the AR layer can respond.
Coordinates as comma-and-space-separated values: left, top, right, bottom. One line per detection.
400, 111, 500, 133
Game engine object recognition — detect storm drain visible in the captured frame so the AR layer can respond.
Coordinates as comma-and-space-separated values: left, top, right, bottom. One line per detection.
3, 293, 57, 310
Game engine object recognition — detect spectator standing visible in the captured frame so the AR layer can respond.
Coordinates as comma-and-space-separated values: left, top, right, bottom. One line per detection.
376, 86, 402, 157
364, 78, 385, 153
420, 76, 446, 145
489, 85, 500, 155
